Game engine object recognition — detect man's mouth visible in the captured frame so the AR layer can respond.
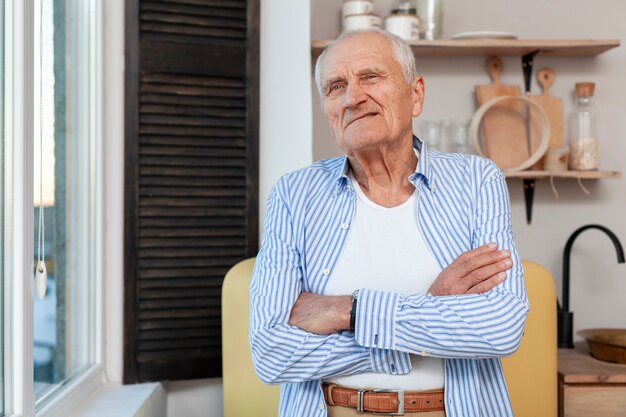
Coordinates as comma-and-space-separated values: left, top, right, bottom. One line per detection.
346, 112, 378, 127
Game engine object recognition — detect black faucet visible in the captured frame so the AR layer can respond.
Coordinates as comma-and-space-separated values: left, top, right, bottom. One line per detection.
558, 224, 625, 348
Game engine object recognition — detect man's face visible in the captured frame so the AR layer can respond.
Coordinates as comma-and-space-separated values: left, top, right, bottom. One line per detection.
319, 33, 424, 154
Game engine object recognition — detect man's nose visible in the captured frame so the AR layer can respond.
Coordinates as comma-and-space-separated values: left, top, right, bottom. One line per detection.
343, 82, 367, 108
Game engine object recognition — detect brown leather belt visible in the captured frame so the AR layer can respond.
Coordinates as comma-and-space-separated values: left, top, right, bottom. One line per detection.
323, 383, 445, 415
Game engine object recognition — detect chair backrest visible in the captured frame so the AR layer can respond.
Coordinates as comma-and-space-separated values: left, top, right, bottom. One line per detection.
222, 258, 279, 417
222, 258, 557, 417
502, 260, 557, 417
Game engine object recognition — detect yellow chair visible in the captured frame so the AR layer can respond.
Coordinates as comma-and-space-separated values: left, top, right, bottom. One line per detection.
222, 258, 280, 417
222, 259, 557, 417
502, 260, 557, 417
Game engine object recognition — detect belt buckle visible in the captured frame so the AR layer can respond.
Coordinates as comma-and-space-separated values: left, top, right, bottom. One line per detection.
356, 389, 366, 414
356, 389, 405, 416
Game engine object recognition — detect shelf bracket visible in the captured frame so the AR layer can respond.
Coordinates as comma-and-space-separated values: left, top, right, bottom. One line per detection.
523, 179, 535, 224
522, 50, 540, 95
521, 51, 540, 224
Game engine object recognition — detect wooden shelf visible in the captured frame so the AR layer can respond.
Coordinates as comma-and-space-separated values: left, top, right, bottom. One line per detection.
311, 39, 620, 61
505, 170, 622, 180
506, 170, 621, 224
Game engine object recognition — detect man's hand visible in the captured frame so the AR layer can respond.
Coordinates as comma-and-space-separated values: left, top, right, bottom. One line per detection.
428, 243, 512, 296
288, 292, 352, 335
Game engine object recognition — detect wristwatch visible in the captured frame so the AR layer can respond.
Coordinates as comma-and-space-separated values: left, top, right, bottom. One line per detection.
350, 289, 359, 332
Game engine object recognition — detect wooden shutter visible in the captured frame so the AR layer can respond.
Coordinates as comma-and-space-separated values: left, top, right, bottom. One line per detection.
124, 0, 259, 382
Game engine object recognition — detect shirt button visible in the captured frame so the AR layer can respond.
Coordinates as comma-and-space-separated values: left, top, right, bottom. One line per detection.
341, 223, 349, 230
323, 268, 330, 276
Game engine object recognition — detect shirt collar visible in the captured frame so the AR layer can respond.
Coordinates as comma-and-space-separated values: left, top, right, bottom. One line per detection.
412, 135, 434, 190
333, 135, 434, 193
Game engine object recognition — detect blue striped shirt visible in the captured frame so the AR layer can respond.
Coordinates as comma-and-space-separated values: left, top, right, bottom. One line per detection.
250, 137, 528, 417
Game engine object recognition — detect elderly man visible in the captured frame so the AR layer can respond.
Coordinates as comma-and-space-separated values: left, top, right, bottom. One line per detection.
250, 30, 528, 417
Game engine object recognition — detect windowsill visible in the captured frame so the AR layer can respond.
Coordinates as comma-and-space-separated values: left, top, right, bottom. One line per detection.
67, 382, 166, 417
34, 365, 165, 417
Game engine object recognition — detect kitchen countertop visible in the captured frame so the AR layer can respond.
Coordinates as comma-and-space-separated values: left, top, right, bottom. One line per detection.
558, 342, 626, 383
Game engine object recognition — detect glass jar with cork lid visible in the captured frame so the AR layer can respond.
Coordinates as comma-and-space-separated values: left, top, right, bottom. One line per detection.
569, 82, 599, 170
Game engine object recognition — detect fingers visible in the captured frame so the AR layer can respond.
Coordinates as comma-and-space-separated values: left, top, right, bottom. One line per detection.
453, 243, 498, 266
465, 272, 507, 294
431, 243, 512, 295
463, 247, 514, 294
466, 256, 512, 286
453, 244, 511, 278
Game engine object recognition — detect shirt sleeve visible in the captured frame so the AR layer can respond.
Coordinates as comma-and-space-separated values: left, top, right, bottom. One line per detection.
354, 164, 529, 359
249, 177, 412, 384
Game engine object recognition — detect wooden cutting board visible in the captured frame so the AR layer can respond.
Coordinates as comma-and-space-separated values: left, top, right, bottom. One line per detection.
530, 68, 564, 170
475, 57, 529, 170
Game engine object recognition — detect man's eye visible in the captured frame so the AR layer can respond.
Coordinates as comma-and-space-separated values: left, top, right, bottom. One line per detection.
330, 84, 343, 92
364, 74, 378, 80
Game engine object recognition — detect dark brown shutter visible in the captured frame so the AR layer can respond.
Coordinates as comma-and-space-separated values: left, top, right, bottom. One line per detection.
124, 0, 259, 382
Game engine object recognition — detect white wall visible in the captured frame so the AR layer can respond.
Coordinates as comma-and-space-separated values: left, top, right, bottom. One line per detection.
103, 0, 124, 385
311, 0, 626, 342
163, 379, 223, 417
259, 1, 313, 223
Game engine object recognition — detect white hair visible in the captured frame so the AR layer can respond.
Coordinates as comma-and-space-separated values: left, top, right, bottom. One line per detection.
314, 29, 418, 96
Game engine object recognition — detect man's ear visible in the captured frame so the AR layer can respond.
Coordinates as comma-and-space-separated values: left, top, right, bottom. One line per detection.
411, 76, 425, 118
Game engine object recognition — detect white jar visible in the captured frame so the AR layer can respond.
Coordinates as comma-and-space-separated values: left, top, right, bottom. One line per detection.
385, 13, 420, 41
343, 13, 383, 32
342, 0, 375, 19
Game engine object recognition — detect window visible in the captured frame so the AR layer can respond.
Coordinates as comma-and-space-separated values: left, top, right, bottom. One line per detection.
2, 0, 101, 415
33, 0, 98, 406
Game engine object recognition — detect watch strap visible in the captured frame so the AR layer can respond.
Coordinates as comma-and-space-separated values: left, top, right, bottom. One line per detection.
349, 290, 359, 332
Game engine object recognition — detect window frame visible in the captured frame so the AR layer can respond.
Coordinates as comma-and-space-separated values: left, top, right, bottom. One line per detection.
4, 0, 35, 414
3, 0, 105, 416
0, 0, 6, 410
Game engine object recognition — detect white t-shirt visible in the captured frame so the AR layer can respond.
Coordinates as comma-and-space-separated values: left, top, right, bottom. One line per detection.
323, 169, 444, 391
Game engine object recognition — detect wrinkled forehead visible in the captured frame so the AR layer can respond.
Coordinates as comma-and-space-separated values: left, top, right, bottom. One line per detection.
320, 33, 398, 81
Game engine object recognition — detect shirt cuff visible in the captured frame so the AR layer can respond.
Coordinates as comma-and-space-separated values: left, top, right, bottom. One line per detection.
354, 288, 399, 350
369, 348, 412, 375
